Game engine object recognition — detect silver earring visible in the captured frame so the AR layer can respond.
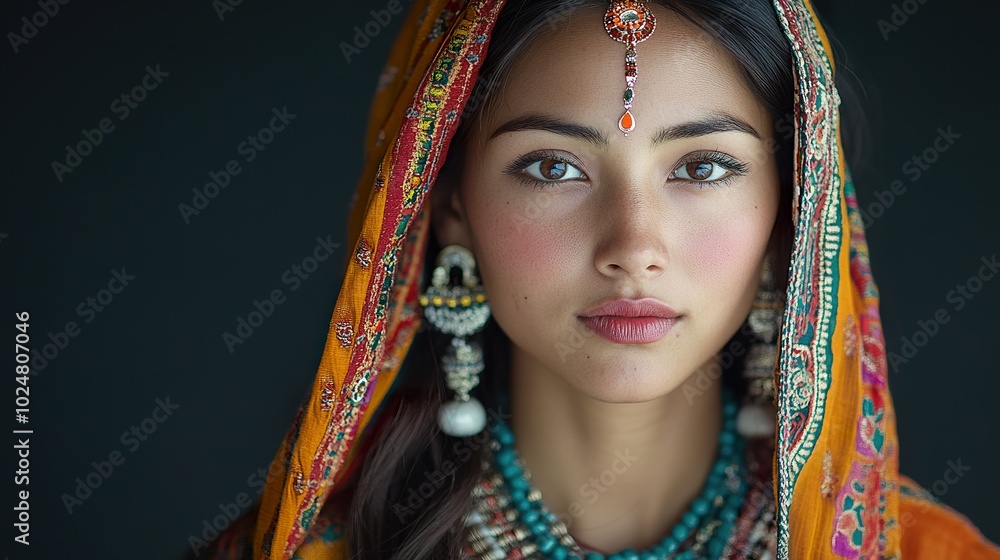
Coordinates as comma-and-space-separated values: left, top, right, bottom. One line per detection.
418, 245, 491, 437
737, 252, 783, 438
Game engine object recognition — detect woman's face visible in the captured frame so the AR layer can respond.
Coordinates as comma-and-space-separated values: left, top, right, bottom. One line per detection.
433, 7, 781, 402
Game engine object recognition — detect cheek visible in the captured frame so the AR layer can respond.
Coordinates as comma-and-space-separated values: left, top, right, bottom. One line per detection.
465, 191, 580, 305
688, 219, 761, 279
678, 194, 776, 286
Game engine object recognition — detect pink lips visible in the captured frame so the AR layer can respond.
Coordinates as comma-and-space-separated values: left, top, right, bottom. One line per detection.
578, 297, 681, 344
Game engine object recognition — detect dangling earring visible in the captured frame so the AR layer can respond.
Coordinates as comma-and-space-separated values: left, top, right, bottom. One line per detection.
418, 245, 492, 437
736, 252, 784, 438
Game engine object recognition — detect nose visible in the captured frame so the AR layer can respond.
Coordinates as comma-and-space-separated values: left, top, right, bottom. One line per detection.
593, 183, 668, 279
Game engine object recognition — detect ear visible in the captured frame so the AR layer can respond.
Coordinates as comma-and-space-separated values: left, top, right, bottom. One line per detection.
430, 163, 475, 250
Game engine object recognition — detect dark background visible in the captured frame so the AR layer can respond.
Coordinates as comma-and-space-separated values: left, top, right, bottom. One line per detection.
2, 0, 997, 558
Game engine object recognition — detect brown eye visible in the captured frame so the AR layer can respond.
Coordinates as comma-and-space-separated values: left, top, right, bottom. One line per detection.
539, 159, 567, 180
672, 159, 731, 182
520, 156, 586, 183
686, 162, 714, 180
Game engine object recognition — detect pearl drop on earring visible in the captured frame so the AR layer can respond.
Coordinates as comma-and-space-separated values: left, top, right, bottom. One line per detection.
737, 402, 776, 438
439, 396, 487, 437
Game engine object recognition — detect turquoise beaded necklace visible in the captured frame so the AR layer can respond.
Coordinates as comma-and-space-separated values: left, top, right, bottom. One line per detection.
479, 389, 748, 560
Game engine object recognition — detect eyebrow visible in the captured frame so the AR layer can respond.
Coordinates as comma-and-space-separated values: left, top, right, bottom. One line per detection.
486, 113, 761, 147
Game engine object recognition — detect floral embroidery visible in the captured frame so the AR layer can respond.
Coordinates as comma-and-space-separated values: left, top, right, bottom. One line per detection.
320, 380, 335, 412
821, 450, 838, 500
844, 314, 858, 358
832, 395, 889, 558
771, 2, 842, 554
354, 237, 372, 269
335, 319, 354, 348
826, 177, 898, 558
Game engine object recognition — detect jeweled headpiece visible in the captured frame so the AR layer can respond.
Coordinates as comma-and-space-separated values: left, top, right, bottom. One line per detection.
604, 0, 656, 136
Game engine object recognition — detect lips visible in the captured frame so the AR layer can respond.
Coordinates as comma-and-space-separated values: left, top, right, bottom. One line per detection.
580, 297, 680, 319
578, 298, 681, 344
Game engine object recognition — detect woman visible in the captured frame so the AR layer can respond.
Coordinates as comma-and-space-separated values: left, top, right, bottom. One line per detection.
191, 0, 1000, 558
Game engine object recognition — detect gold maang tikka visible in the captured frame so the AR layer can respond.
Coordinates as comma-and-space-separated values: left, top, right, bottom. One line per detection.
604, 0, 656, 136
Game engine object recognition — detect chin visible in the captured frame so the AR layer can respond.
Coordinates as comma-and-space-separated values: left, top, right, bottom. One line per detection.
564, 362, 691, 404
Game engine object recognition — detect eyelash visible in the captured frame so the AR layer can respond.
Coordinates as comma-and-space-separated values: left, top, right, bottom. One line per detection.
504, 150, 585, 189
503, 150, 750, 189
674, 151, 750, 189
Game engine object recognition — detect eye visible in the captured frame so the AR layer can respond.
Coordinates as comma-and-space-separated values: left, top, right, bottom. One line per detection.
520, 156, 587, 183
671, 161, 731, 182
668, 152, 749, 186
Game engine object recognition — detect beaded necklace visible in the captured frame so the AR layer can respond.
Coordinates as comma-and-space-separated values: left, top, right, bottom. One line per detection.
462, 389, 749, 560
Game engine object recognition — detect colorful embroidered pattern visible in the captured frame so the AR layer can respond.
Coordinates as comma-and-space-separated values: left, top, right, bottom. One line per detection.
250, 2, 507, 558
770, 0, 842, 556
827, 176, 899, 559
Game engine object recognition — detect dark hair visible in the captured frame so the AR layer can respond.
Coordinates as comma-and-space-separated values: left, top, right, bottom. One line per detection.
344, 1, 857, 558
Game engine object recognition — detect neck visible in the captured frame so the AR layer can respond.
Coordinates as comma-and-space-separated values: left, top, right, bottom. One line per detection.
508, 350, 724, 553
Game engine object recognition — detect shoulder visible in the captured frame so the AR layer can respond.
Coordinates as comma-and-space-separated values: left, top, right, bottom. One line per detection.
897, 474, 1000, 560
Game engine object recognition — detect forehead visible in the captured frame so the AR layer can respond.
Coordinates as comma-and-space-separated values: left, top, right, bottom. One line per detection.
478, 5, 771, 144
